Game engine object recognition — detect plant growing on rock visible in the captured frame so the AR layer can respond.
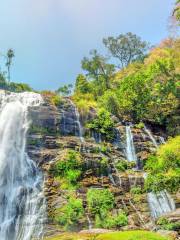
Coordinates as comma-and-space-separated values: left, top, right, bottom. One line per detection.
87, 108, 115, 141
145, 136, 180, 193
55, 196, 84, 229
50, 150, 83, 188
87, 189, 114, 218
157, 217, 180, 231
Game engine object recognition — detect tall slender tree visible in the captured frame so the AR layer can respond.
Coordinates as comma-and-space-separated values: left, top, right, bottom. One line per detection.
6, 49, 15, 83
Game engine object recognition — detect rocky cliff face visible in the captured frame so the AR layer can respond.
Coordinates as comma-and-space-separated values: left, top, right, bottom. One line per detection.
26, 96, 180, 236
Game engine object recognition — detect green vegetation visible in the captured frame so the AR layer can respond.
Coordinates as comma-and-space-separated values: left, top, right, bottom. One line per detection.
157, 216, 180, 231
55, 196, 84, 229
86, 188, 124, 228
145, 136, 180, 193
173, 0, 180, 24
50, 150, 83, 189
95, 212, 128, 229
87, 189, 114, 216
98, 231, 171, 240
74, 37, 180, 136
45, 231, 170, 240
103, 32, 149, 68
56, 84, 73, 96
0, 49, 33, 92
115, 160, 136, 172
130, 186, 143, 195
41, 91, 63, 106
87, 108, 115, 141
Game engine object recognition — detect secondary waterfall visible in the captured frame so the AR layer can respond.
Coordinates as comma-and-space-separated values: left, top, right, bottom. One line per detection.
147, 191, 176, 219
69, 100, 84, 142
126, 126, 137, 162
144, 126, 158, 148
0, 91, 46, 240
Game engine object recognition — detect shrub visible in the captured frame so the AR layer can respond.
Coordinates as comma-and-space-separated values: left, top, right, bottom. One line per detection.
98, 90, 120, 116
115, 160, 128, 172
41, 91, 62, 106
66, 169, 82, 185
56, 197, 84, 228
130, 187, 142, 195
51, 150, 83, 188
95, 212, 128, 229
145, 136, 180, 193
135, 122, 145, 129
87, 189, 114, 217
99, 157, 109, 175
157, 217, 180, 231
52, 150, 82, 177
87, 108, 115, 141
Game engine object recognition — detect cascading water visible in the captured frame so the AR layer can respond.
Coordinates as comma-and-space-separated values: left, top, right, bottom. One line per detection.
92, 131, 102, 144
69, 100, 84, 142
126, 126, 137, 162
0, 91, 46, 240
144, 125, 158, 148
147, 190, 176, 219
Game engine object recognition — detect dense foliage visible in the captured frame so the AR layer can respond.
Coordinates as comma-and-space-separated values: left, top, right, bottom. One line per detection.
74, 37, 180, 136
55, 196, 84, 229
87, 189, 114, 217
145, 136, 180, 193
51, 150, 83, 187
103, 32, 149, 68
87, 108, 115, 141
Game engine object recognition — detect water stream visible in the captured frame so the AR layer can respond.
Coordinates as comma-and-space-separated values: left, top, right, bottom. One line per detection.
126, 126, 137, 163
144, 125, 158, 148
0, 91, 46, 240
147, 190, 176, 219
69, 100, 84, 142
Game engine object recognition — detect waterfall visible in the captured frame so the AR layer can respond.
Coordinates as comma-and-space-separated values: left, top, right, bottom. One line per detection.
144, 126, 158, 148
0, 91, 46, 240
126, 126, 137, 162
159, 136, 165, 144
86, 214, 93, 230
147, 190, 175, 219
92, 131, 102, 144
69, 100, 84, 142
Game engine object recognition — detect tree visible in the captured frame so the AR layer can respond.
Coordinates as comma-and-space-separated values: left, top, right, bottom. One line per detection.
75, 74, 90, 94
81, 50, 115, 93
6, 49, 15, 83
103, 32, 149, 68
173, 0, 180, 24
145, 136, 180, 193
56, 84, 73, 96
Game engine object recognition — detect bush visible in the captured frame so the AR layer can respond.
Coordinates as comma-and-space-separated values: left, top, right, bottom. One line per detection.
52, 150, 82, 177
41, 91, 62, 106
66, 169, 82, 185
145, 136, 180, 193
157, 217, 180, 231
87, 108, 115, 141
98, 90, 120, 116
115, 160, 128, 172
87, 189, 114, 217
51, 150, 83, 188
95, 212, 128, 229
135, 122, 145, 129
55, 197, 84, 228
130, 187, 142, 195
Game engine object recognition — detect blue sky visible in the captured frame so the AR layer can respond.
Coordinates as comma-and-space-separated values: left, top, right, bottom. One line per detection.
0, 0, 174, 90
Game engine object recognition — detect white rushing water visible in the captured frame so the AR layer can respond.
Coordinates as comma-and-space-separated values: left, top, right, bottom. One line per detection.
147, 190, 176, 219
144, 125, 158, 148
69, 100, 84, 142
126, 126, 137, 162
0, 91, 46, 240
